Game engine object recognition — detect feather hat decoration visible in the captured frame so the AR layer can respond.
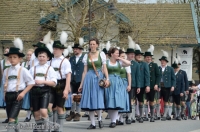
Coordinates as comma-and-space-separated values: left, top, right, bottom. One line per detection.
40, 31, 51, 44
173, 56, 178, 64
46, 41, 53, 53
135, 44, 141, 51
63, 49, 69, 57
106, 41, 111, 51
128, 36, 136, 49
147, 45, 154, 55
79, 38, 84, 46
161, 50, 169, 58
14, 38, 23, 52
116, 47, 120, 50
60, 31, 68, 45
177, 55, 181, 63
67, 45, 73, 53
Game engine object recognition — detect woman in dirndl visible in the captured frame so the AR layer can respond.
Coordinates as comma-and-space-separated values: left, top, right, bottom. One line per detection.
105, 47, 131, 128
0, 47, 11, 123
117, 49, 131, 125
78, 38, 109, 129
21, 49, 34, 122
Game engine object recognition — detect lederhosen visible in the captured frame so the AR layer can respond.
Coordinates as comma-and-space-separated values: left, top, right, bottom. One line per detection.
31, 66, 51, 112
159, 69, 171, 102
50, 58, 66, 108
4, 66, 23, 119
180, 70, 187, 102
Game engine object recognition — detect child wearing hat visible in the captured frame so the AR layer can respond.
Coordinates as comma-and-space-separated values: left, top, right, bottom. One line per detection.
3, 38, 35, 132
29, 43, 57, 132
49, 31, 71, 132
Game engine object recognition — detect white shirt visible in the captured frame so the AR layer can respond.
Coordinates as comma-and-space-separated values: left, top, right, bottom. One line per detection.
29, 54, 39, 68
29, 63, 57, 87
161, 65, 167, 72
82, 51, 107, 65
49, 56, 72, 80
125, 66, 131, 73
2, 64, 35, 92
75, 54, 82, 63
1, 59, 11, 71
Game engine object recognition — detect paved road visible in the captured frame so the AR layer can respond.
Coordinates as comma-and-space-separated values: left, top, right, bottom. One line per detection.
0, 116, 200, 132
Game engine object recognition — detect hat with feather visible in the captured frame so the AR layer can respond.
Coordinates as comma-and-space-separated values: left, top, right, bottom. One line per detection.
144, 45, 154, 56
53, 31, 68, 49
4, 38, 25, 57
159, 50, 169, 62
34, 31, 53, 61
171, 56, 179, 69
72, 38, 84, 50
102, 41, 111, 54
177, 55, 181, 65
134, 44, 144, 55
32, 31, 51, 48
125, 36, 135, 53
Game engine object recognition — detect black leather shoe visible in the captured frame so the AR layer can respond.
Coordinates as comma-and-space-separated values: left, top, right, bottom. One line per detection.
166, 116, 171, 120
139, 117, 143, 123
87, 124, 96, 129
82, 114, 89, 117
118, 121, 124, 125
2, 119, 9, 123
109, 122, 116, 128
126, 119, 132, 124
143, 117, 149, 121
161, 117, 166, 121
98, 121, 104, 128
150, 117, 155, 122
24, 117, 31, 122
131, 119, 136, 123
176, 117, 181, 121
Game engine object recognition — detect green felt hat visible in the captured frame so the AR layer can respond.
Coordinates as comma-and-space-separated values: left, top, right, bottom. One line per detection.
53, 41, 67, 49
72, 43, 83, 49
135, 50, 144, 55
125, 48, 135, 54
143, 51, 153, 56
159, 56, 168, 62
102, 48, 108, 54
172, 62, 179, 69
34, 45, 52, 61
4, 47, 25, 57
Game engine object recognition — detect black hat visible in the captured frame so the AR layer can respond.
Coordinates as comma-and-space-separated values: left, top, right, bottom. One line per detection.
135, 50, 144, 55
72, 43, 83, 50
172, 62, 179, 69
125, 48, 135, 53
159, 56, 168, 62
32, 42, 46, 48
34, 45, 52, 61
53, 41, 67, 49
102, 48, 108, 54
143, 51, 153, 57
4, 47, 25, 57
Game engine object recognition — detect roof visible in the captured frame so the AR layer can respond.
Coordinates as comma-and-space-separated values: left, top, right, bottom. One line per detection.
116, 3, 198, 45
0, 0, 53, 42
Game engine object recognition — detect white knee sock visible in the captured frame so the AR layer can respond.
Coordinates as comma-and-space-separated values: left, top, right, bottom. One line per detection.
96, 110, 102, 121
119, 114, 124, 122
89, 111, 95, 126
26, 110, 32, 119
108, 110, 118, 123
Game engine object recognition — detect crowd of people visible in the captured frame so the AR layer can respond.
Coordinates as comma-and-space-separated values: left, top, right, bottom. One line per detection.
0, 31, 199, 132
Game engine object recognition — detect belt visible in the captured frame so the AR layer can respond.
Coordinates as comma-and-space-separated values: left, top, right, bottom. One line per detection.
6, 90, 23, 94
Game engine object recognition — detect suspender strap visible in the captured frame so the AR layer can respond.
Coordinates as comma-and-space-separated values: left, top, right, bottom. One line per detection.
4, 66, 22, 92
59, 58, 65, 79
45, 66, 51, 80
32, 60, 34, 67
34, 66, 51, 80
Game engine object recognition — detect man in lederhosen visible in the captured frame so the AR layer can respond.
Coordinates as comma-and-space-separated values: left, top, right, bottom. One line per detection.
158, 50, 176, 121
144, 45, 160, 122
66, 39, 84, 121
177, 56, 189, 120
171, 57, 185, 121
125, 36, 141, 124
134, 44, 150, 123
